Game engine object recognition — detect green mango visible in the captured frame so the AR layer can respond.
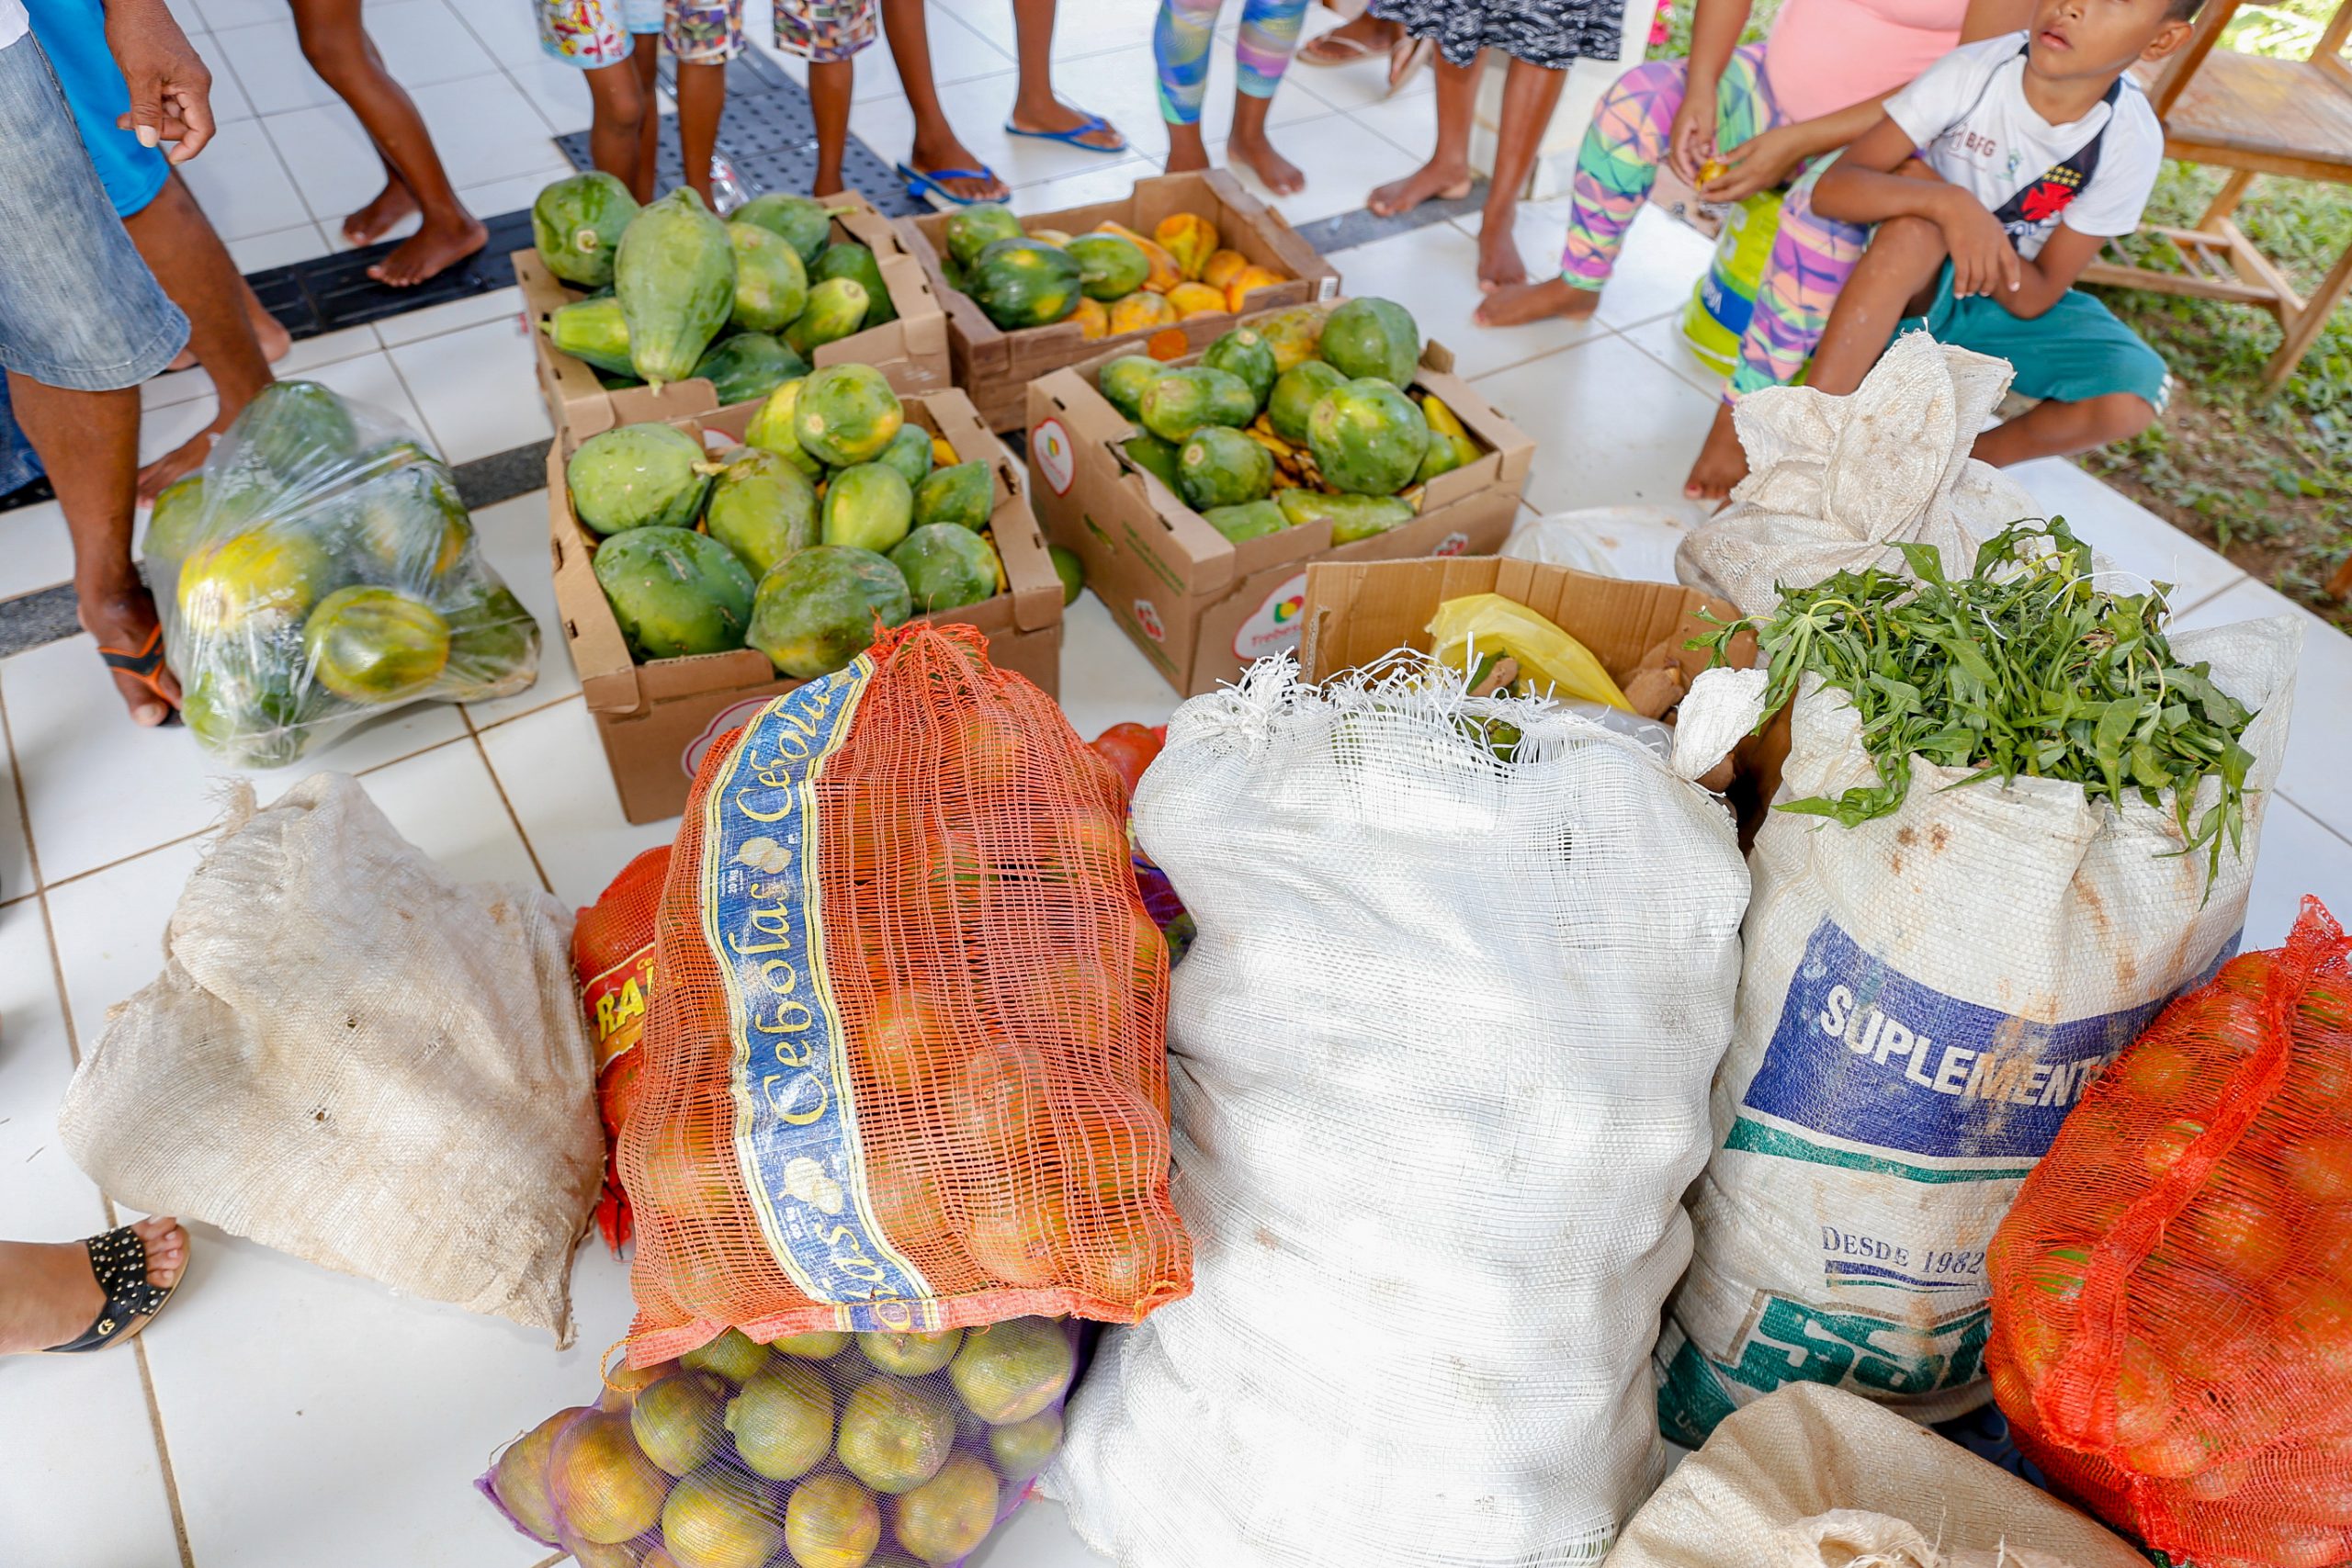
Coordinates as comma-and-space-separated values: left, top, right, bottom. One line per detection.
727, 221, 808, 333
876, 424, 934, 488
820, 462, 915, 553
592, 525, 756, 660
705, 446, 819, 578
1306, 377, 1430, 496
794, 363, 903, 468
691, 333, 808, 407
1048, 545, 1083, 606
1201, 328, 1277, 410
944, 204, 1024, 269
967, 238, 1082, 331
1318, 296, 1421, 386
1267, 360, 1347, 446
733, 192, 834, 265
1063, 233, 1149, 302
567, 422, 713, 536
545, 296, 634, 376
910, 460, 991, 532
888, 523, 1001, 613
616, 188, 736, 386
1097, 355, 1166, 423
1122, 433, 1182, 491
1138, 366, 1256, 445
1275, 487, 1417, 542
749, 546, 912, 678
532, 171, 639, 288
1202, 500, 1286, 543
1177, 426, 1273, 512
810, 241, 896, 327
784, 277, 871, 356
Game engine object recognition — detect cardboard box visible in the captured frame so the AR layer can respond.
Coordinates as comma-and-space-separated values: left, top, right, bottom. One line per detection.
1023, 316, 1534, 697
899, 170, 1340, 432
1295, 555, 1787, 840
516, 188, 951, 442
548, 386, 1062, 823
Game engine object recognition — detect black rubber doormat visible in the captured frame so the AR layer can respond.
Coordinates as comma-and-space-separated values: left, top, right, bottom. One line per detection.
242, 207, 538, 344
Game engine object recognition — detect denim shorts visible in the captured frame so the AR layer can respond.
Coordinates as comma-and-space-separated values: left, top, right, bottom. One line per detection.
28, 0, 172, 220
0, 34, 186, 391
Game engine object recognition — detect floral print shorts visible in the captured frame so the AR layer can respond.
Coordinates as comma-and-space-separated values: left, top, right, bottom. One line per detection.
772, 0, 877, 63
538, 0, 745, 69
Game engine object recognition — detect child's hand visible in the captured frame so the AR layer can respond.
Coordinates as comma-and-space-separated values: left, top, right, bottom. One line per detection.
1667, 93, 1719, 186
1937, 194, 2021, 299
1699, 125, 1810, 203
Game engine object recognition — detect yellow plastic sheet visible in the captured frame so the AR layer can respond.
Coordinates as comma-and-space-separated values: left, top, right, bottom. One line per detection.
1429, 593, 1633, 712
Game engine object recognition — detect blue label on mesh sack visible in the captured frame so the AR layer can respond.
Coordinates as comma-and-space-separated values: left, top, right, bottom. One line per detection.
1728, 917, 2186, 1181
702, 658, 939, 1326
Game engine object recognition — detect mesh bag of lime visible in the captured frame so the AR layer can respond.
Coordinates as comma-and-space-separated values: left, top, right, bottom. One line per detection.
482, 1316, 1081, 1568
143, 379, 539, 766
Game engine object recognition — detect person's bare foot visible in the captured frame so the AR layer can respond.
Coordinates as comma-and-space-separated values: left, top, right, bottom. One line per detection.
344, 176, 419, 249
1007, 97, 1125, 152
135, 423, 221, 502
0, 1216, 187, 1355
165, 301, 288, 376
908, 128, 1009, 203
1165, 140, 1212, 175
367, 212, 489, 288
1229, 129, 1304, 197
1368, 156, 1472, 218
1684, 402, 1750, 501
1298, 12, 1401, 65
79, 585, 181, 726
1475, 276, 1600, 327
1476, 219, 1529, 292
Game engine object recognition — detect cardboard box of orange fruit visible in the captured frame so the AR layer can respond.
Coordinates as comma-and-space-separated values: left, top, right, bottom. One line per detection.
897, 169, 1339, 431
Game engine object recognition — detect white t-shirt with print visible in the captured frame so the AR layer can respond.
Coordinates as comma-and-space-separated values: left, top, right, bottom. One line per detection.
1885, 29, 2162, 260
0, 2, 29, 53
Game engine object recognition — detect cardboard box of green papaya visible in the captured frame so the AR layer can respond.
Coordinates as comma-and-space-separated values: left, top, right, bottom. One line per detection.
898, 169, 1339, 432
517, 186, 951, 443
1023, 300, 1533, 697
548, 383, 1063, 824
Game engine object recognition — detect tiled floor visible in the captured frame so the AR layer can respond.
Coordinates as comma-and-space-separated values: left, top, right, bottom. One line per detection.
4, 4, 2349, 1565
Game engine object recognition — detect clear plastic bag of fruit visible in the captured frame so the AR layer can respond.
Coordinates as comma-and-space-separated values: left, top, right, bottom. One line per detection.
1986, 897, 2352, 1568
143, 379, 540, 767
481, 1317, 1081, 1568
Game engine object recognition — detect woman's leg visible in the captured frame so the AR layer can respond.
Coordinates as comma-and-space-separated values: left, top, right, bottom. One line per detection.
287, 0, 484, 286
1157, 0, 1223, 175
1366, 51, 1476, 219
1007, 0, 1125, 149
878, 0, 1009, 201
0, 1219, 187, 1355
1225, 0, 1309, 193
1475, 55, 1566, 290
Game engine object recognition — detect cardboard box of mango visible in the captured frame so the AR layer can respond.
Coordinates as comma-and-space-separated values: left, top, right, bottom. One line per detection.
1026, 296, 1533, 696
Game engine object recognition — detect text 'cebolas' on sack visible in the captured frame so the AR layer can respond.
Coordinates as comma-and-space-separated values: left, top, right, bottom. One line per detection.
1053, 653, 1753, 1568
619, 622, 1191, 1366
1658, 593, 2301, 1439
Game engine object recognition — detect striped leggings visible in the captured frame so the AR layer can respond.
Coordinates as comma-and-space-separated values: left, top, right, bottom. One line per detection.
1156, 0, 1307, 125
1561, 43, 1869, 400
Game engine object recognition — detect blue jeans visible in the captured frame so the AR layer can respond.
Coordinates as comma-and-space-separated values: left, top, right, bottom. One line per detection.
0, 33, 186, 391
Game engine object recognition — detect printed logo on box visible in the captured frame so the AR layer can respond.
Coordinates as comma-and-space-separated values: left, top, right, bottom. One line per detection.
1431, 531, 1471, 558
1233, 570, 1309, 660
684, 695, 777, 781
1133, 599, 1166, 642
1031, 417, 1076, 496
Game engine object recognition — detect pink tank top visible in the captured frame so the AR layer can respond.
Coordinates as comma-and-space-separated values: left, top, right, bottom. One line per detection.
1762, 0, 1973, 123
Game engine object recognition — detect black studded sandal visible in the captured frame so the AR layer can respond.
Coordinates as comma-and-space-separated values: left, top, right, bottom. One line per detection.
42, 1224, 184, 1353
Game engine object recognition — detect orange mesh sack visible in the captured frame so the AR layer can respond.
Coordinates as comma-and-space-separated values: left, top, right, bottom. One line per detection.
1987, 897, 2352, 1568
576, 846, 672, 1251
619, 622, 1189, 1364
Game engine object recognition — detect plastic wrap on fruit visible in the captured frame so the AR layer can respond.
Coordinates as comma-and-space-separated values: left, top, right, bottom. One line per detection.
149, 380, 540, 766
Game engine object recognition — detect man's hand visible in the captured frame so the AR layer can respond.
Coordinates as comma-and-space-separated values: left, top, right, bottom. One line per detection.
106, 0, 215, 164
1698, 123, 1813, 203
1666, 86, 1720, 186
1934, 189, 2021, 298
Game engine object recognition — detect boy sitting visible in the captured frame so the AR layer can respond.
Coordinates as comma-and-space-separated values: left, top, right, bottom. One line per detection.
1789, 0, 2196, 471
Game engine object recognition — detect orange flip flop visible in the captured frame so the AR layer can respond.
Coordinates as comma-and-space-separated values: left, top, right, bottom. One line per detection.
96, 626, 182, 727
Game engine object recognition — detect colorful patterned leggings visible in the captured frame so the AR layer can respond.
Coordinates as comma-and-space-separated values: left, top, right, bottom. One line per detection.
1561, 42, 1870, 400
1156, 0, 1308, 125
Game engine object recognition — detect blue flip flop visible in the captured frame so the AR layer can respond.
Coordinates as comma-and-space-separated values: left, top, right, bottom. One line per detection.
897, 163, 1007, 209
1002, 112, 1128, 156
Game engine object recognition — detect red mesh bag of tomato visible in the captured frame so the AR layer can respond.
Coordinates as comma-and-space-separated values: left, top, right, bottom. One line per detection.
574, 846, 671, 1251
1987, 897, 2352, 1568
618, 623, 1190, 1366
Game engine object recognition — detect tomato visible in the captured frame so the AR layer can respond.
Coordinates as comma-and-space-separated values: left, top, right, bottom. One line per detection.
2278, 1279, 2352, 1379
2145, 1117, 2210, 1178
2285, 1135, 2352, 1203
1089, 722, 1161, 800
2180, 1185, 2294, 1278
2116, 1038, 2200, 1102
2125, 1422, 2222, 1480
2113, 1337, 2178, 1449
2001, 1301, 2075, 1385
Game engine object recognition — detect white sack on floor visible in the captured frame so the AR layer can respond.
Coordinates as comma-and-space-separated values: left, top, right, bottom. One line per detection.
60, 773, 600, 1341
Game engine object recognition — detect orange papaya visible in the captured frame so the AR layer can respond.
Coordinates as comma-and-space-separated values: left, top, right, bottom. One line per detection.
1224, 265, 1288, 313
1164, 281, 1227, 319
1107, 291, 1177, 334
1201, 249, 1250, 289
1093, 220, 1183, 293
1153, 212, 1220, 280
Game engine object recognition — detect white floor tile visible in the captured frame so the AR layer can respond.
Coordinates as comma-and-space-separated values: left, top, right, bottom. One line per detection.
45, 836, 208, 1052
478, 695, 677, 910
1460, 200, 1714, 332
1473, 332, 1721, 513
265, 96, 407, 232
187, 29, 257, 123
191, 0, 288, 30
1055, 592, 1183, 744
2006, 457, 2247, 613
360, 738, 547, 890
1347, 91, 1442, 164
1210, 111, 1420, 228
370, 0, 501, 87
412, 73, 574, 191
1009, 154, 1163, 212
149, 323, 390, 423
212, 17, 338, 118
2175, 578, 2352, 844
0, 716, 34, 906
968, 1496, 1116, 1567
458, 493, 582, 729
138, 397, 221, 469
0, 902, 107, 1235
2245, 794, 2352, 951
388, 317, 554, 466
374, 285, 527, 349
1, 634, 467, 886
507, 51, 596, 137
953, 0, 1152, 62
1615, 306, 1734, 400
225, 220, 337, 273
304, 350, 433, 446
450, 0, 552, 68
0, 499, 75, 604
179, 117, 311, 241
1328, 220, 1605, 380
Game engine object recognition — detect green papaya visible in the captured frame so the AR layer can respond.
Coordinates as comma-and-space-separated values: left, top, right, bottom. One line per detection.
820, 463, 915, 554
1177, 426, 1273, 512
1201, 328, 1277, 409
1138, 366, 1256, 444
143, 474, 211, 565
734, 192, 834, 265
810, 241, 896, 327
592, 525, 756, 660
706, 446, 819, 578
1123, 433, 1182, 491
941, 253, 967, 294
346, 459, 471, 583
440, 584, 541, 701
1318, 297, 1421, 386
910, 460, 992, 532
944, 204, 1024, 269
545, 296, 634, 376
1275, 487, 1417, 542
1098, 355, 1166, 423
532, 171, 639, 288
239, 380, 358, 479
1063, 234, 1149, 301
567, 422, 713, 536
876, 424, 934, 488
1048, 544, 1083, 606
691, 333, 808, 406
1202, 500, 1286, 543
728, 221, 809, 333
1267, 360, 1347, 446
1306, 378, 1430, 496
748, 546, 912, 678
303, 585, 451, 704
785, 277, 871, 356
744, 379, 821, 478
616, 188, 736, 386
888, 523, 1001, 613
967, 238, 1082, 331
794, 364, 903, 468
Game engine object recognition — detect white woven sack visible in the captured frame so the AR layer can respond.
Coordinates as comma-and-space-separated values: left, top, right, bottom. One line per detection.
1657, 613, 2303, 1440
1606, 1382, 2143, 1568
1676, 333, 2040, 616
1052, 655, 1752, 1568
59, 773, 601, 1341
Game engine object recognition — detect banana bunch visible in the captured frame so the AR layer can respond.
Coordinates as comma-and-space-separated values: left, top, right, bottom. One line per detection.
1247, 415, 1340, 494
